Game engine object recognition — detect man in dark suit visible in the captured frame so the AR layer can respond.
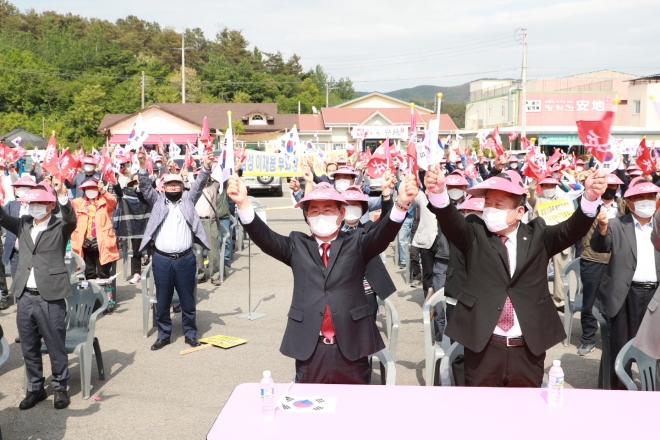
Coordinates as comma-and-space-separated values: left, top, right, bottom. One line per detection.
591, 176, 660, 389
0, 179, 77, 409
227, 174, 418, 384
424, 167, 606, 387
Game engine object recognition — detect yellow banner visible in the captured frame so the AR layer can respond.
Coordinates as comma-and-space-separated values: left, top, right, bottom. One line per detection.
536, 198, 575, 225
199, 334, 247, 349
242, 150, 348, 177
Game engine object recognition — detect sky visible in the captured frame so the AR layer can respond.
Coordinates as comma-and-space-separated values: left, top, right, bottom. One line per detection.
18, 0, 660, 92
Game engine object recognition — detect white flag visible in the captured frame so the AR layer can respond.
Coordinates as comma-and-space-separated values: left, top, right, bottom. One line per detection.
125, 114, 149, 151
280, 126, 300, 165
168, 139, 181, 157
213, 117, 235, 190
427, 118, 444, 165
11, 136, 21, 147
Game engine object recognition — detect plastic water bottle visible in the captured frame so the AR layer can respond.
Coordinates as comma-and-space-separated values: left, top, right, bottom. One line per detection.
261, 370, 275, 420
548, 359, 564, 407
65, 240, 72, 258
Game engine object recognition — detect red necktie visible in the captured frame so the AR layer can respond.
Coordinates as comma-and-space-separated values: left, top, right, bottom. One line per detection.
320, 243, 335, 340
497, 236, 515, 332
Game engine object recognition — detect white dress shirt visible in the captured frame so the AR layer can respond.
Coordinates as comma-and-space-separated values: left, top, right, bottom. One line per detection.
601, 200, 619, 219
153, 199, 193, 253
427, 187, 601, 338
26, 216, 51, 289
632, 217, 657, 283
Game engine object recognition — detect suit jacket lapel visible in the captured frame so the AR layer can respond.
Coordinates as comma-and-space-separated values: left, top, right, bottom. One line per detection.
325, 233, 345, 279
511, 224, 532, 285
22, 220, 35, 252
305, 237, 328, 276
33, 215, 60, 250
622, 215, 637, 262
487, 232, 510, 278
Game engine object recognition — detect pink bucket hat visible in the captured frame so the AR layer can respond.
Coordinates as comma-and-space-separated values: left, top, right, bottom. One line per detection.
82, 156, 98, 165
294, 182, 347, 209
342, 185, 369, 213
623, 177, 660, 198
446, 173, 469, 187
507, 156, 519, 163
629, 169, 643, 177
539, 177, 560, 186
458, 195, 485, 212
467, 173, 527, 197
328, 166, 359, 179
18, 184, 56, 203
11, 176, 37, 188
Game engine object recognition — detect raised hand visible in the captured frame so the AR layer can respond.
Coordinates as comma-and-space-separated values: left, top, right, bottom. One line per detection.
596, 207, 608, 235
52, 176, 67, 198
397, 173, 419, 206
584, 169, 607, 202
302, 165, 313, 183
424, 164, 446, 194
202, 150, 214, 169
227, 174, 249, 210
137, 150, 147, 169
493, 153, 507, 171
289, 177, 300, 193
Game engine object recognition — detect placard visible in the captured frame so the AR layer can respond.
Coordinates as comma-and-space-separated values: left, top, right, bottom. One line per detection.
536, 198, 575, 225
199, 334, 247, 349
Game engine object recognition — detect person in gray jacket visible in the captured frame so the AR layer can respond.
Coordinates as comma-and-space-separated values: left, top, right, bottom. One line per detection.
0, 178, 76, 410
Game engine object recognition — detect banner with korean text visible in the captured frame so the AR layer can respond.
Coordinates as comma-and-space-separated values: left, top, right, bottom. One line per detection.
242, 150, 348, 177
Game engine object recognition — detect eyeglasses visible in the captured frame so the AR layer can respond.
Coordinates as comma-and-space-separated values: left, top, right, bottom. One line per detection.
306, 206, 339, 217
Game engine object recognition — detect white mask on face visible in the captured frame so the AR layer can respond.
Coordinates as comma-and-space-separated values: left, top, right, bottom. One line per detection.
15, 187, 29, 198
577, 167, 584, 172
448, 188, 465, 201
85, 189, 99, 199
344, 205, 363, 222
633, 200, 656, 218
510, 163, 518, 169
542, 188, 556, 199
457, 164, 464, 170
28, 204, 49, 220
83, 164, 95, 173
334, 179, 351, 193
308, 214, 340, 237
482, 207, 516, 233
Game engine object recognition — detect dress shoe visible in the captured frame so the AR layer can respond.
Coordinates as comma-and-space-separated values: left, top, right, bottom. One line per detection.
19, 389, 47, 410
54, 389, 70, 409
578, 343, 596, 356
556, 305, 565, 313
151, 338, 171, 350
185, 337, 201, 347
0, 296, 9, 310
15, 336, 20, 343
172, 305, 181, 313
211, 278, 222, 287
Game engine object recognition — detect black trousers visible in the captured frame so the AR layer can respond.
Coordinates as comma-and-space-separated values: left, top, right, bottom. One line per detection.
130, 238, 151, 276
420, 241, 438, 294
464, 339, 545, 387
608, 285, 656, 390
0, 241, 7, 297
295, 340, 371, 385
579, 259, 608, 345
84, 247, 112, 280
410, 220, 421, 282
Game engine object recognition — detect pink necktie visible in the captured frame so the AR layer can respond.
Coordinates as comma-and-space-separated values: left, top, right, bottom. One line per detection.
497, 236, 515, 332
320, 243, 335, 340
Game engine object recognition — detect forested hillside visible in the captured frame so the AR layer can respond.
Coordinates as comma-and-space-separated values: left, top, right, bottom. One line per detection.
0, 1, 354, 147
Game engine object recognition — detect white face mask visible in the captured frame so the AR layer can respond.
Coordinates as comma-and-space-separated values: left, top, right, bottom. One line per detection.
344, 205, 363, 222
308, 214, 340, 238
28, 204, 49, 220
457, 164, 464, 170
83, 164, 95, 173
633, 200, 656, 218
15, 187, 29, 198
448, 188, 465, 201
85, 189, 99, 199
576, 167, 584, 172
542, 188, 556, 199
482, 207, 516, 233
510, 163, 518, 169
334, 179, 351, 193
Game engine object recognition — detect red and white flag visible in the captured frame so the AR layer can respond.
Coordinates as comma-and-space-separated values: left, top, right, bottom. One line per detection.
43, 133, 60, 177
157, 136, 166, 157
491, 126, 505, 157
200, 116, 213, 152
464, 159, 478, 179
508, 131, 519, 143
58, 150, 79, 184
636, 138, 656, 175
547, 148, 562, 167
576, 111, 615, 164
184, 144, 193, 170
101, 154, 117, 184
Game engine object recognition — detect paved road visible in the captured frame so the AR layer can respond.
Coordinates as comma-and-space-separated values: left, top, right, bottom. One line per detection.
0, 187, 605, 439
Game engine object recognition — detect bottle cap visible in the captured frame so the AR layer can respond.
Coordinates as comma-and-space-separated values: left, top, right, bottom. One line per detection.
552, 360, 561, 367
263, 370, 271, 378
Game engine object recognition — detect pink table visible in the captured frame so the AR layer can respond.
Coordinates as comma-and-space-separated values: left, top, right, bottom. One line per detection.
207, 383, 659, 439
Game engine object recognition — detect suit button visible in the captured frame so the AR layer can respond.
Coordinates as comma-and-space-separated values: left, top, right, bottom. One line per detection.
497, 306, 503, 311
506, 286, 511, 291
319, 312, 323, 316
325, 290, 330, 295
625, 284, 629, 288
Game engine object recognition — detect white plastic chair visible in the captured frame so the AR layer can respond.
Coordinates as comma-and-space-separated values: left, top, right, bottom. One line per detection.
141, 261, 198, 338
376, 297, 399, 362
24, 282, 107, 399
218, 222, 231, 283
422, 288, 449, 386
615, 338, 659, 391
561, 257, 582, 346
372, 349, 397, 385
0, 325, 9, 368
438, 341, 464, 386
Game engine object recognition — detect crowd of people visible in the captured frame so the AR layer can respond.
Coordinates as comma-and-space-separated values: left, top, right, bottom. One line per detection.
1, 141, 659, 412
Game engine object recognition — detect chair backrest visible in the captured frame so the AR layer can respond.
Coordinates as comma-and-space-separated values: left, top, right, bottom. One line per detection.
65, 251, 86, 283
141, 261, 154, 299
65, 282, 105, 330
561, 257, 582, 305
0, 325, 9, 368
376, 297, 399, 361
422, 288, 450, 352
615, 338, 659, 391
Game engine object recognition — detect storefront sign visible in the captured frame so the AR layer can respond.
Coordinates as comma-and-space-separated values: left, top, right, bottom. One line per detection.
538, 134, 581, 146
522, 93, 617, 126
352, 126, 408, 140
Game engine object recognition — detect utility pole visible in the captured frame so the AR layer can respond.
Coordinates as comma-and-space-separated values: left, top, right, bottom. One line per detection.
521, 28, 528, 139
181, 33, 186, 104
141, 71, 145, 109
326, 83, 329, 108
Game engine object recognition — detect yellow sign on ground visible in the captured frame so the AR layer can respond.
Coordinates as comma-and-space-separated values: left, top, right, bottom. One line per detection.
199, 335, 247, 349
536, 198, 575, 225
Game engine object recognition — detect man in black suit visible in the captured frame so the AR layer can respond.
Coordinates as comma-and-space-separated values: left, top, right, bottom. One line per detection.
227, 174, 418, 384
591, 176, 660, 389
424, 167, 606, 387
0, 179, 77, 409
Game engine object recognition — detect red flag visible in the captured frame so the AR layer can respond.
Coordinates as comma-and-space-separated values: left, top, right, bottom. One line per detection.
43, 134, 60, 177
146, 156, 154, 175
491, 126, 505, 157
568, 154, 577, 171
346, 144, 356, 157
200, 117, 212, 152
359, 148, 372, 164
75, 146, 85, 163
464, 159, 478, 179
58, 150, 79, 184
508, 131, 519, 143
521, 136, 533, 152
636, 138, 656, 175
184, 145, 193, 169
523, 151, 549, 181
547, 148, 562, 166
158, 136, 166, 157
576, 110, 615, 163
102, 154, 116, 184
406, 140, 418, 179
